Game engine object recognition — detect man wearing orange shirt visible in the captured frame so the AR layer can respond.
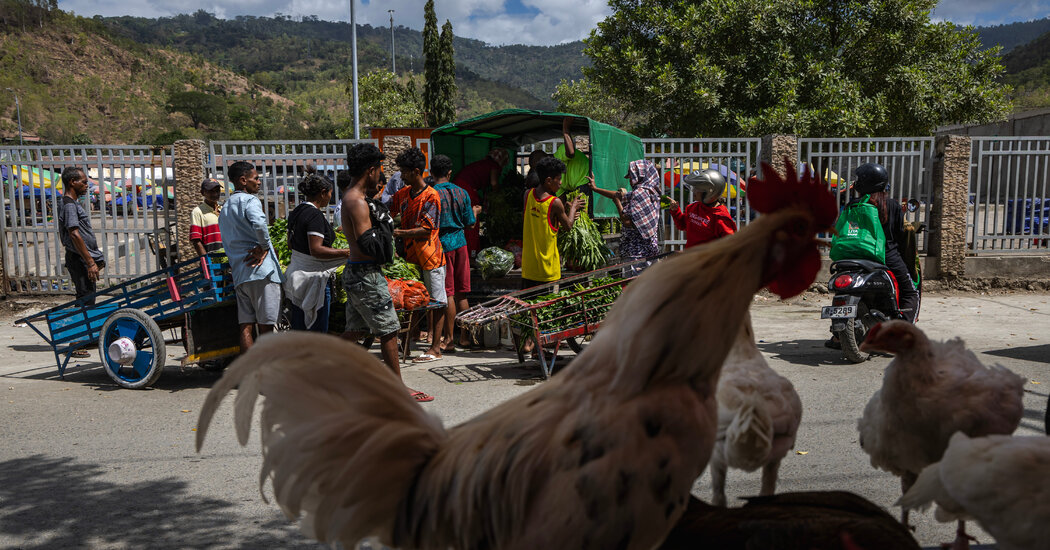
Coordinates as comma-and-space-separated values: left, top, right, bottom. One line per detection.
392, 147, 446, 363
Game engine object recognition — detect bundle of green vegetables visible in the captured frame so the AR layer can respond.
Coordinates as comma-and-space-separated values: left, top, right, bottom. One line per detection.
512, 276, 624, 346
558, 191, 610, 272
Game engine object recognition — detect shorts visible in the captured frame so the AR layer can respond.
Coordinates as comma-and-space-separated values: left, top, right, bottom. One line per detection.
343, 263, 401, 337
235, 279, 282, 325
443, 246, 471, 297
420, 265, 447, 304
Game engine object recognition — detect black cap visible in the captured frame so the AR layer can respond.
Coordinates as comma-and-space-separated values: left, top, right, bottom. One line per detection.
201, 179, 221, 192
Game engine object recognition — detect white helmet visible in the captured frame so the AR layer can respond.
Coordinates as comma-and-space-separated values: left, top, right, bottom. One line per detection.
683, 169, 726, 203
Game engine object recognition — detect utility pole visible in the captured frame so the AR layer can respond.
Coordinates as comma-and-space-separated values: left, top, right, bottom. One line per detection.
388, 10, 396, 73
349, 0, 359, 139
5, 88, 23, 146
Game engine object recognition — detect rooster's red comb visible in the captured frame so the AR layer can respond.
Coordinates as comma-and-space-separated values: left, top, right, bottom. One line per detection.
749, 157, 838, 229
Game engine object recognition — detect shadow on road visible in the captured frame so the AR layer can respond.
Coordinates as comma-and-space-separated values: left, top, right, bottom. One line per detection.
428, 360, 546, 384
983, 344, 1050, 364
0, 359, 225, 393
0, 455, 323, 549
756, 339, 849, 367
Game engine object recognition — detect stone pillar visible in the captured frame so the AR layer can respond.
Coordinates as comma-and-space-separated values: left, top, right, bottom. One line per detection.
381, 135, 412, 174
927, 135, 971, 280
173, 139, 208, 263
760, 134, 798, 177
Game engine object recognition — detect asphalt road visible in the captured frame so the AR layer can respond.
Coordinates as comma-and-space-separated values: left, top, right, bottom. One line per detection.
1, 289, 1047, 549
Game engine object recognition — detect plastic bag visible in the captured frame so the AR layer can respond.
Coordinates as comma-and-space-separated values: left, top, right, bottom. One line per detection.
830, 196, 886, 264
476, 247, 514, 280
387, 278, 430, 310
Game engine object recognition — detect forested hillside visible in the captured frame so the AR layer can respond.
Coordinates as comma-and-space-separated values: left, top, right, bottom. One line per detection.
974, 17, 1050, 53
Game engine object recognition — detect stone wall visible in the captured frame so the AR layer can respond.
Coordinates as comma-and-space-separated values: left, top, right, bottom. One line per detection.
760, 134, 798, 177
928, 135, 971, 279
173, 140, 208, 262
381, 135, 412, 173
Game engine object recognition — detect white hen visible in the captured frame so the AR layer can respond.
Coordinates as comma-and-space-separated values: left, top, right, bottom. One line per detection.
857, 321, 1025, 535
708, 310, 802, 506
898, 432, 1050, 550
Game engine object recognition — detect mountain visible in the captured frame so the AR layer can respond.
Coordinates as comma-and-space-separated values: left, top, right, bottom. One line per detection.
973, 17, 1050, 53
1000, 29, 1050, 111
95, 11, 587, 110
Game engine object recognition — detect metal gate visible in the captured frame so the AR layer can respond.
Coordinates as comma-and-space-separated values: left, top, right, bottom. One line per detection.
209, 140, 377, 227
798, 137, 934, 251
642, 138, 762, 249
1, 145, 174, 294
969, 137, 1050, 254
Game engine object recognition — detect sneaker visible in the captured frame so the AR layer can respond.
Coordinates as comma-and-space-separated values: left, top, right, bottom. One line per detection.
823, 338, 841, 350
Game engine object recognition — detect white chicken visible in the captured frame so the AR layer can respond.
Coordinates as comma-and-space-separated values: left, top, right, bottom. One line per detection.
857, 320, 1025, 540
897, 432, 1050, 550
195, 160, 838, 550
708, 311, 802, 506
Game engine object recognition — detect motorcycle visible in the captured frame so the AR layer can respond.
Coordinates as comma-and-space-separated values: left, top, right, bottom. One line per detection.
822, 218, 923, 363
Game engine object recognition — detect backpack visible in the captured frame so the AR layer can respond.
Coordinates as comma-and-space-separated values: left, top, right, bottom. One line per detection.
830, 196, 886, 264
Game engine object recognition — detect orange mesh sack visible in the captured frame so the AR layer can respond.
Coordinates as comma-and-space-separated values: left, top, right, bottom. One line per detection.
386, 278, 406, 310
401, 279, 430, 310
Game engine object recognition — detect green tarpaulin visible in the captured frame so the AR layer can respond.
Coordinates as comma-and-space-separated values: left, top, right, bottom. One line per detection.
430, 109, 644, 218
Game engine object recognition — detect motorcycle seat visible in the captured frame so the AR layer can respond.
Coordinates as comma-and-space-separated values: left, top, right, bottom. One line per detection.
830, 259, 888, 274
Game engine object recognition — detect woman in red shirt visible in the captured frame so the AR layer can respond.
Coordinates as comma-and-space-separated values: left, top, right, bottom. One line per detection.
667, 168, 737, 248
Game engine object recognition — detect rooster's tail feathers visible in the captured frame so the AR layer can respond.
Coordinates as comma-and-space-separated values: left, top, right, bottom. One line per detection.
723, 394, 774, 472
195, 332, 446, 546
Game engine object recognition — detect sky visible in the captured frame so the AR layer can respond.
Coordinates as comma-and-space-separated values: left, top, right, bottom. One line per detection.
56, 0, 1050, 47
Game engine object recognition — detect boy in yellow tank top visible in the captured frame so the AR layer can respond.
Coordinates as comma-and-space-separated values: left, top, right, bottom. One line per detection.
521, 156, 583, 288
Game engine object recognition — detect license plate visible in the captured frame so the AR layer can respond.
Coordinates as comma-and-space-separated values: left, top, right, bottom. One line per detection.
821, 305, 857, 319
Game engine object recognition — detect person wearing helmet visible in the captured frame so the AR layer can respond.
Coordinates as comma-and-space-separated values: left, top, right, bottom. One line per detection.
667, 168, 737, 249
843, 162, 919, 323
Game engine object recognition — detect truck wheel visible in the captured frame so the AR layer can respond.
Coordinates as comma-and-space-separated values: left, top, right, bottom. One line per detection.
98, 309, 166, 389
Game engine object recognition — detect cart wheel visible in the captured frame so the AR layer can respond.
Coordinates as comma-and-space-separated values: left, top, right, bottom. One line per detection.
98, 308, 166, 389
566, 336, 584, 354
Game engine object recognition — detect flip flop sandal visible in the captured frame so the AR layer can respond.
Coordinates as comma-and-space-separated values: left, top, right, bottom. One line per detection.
412, 353, 440, 363
410, 390, 435, 402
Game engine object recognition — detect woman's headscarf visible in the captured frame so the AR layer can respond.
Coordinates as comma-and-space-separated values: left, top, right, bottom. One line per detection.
623, 159, 661, 240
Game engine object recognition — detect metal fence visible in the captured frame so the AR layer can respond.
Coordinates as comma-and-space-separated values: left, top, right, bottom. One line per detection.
969, 137, 1050, 254
798, 137, 934, 252
1, 145, 174, 294
643, 138, 762, 249
208, 140, 377, 227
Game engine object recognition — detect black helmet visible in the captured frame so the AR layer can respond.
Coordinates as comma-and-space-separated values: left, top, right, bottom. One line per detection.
853, 163, 888, 194
683, 169, 726, 203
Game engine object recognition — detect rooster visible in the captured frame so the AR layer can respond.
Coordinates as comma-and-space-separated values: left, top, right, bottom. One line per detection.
195, 159, 837, 550
856, 321, 1025, 536
897, 432, 1050, 550
708, 311, 802, 506
660, 491, 921, 550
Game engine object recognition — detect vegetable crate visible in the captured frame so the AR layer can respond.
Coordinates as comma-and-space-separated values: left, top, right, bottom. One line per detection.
457, 256, 656, 378
15, 254, 236, 389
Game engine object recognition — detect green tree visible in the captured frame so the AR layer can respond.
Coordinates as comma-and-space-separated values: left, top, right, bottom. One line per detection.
553, 78, 643, 133
164, 91, 227, 129
421, 0, 440, 126
343, 70, 424, 133
584, 0, 1012, 137
435, 19, 458, 126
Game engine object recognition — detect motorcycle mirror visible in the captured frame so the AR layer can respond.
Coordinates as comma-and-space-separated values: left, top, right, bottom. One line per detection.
906, 198, 920, 213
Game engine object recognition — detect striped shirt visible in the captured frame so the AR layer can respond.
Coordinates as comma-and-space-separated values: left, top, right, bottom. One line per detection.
190, 202, 223, 253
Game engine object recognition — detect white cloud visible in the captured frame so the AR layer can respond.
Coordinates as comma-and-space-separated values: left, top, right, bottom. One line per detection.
58, 0, 610, 45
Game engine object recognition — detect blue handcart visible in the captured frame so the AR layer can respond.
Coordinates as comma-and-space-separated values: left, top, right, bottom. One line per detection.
15, 255, 239, 389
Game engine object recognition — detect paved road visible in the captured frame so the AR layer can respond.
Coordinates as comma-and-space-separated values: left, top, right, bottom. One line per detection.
1, 290, 1047, 549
